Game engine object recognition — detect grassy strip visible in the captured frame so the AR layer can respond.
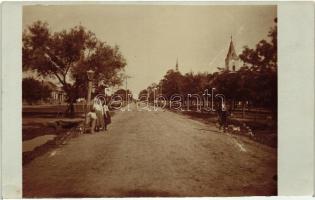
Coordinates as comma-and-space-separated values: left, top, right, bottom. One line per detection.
177, 110, 277, 148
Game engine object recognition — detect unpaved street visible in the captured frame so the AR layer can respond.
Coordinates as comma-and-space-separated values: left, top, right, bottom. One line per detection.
23, 103, 276, 197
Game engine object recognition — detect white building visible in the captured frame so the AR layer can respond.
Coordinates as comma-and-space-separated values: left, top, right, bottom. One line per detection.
225, 36, 242, 71
42, 81, 66, 104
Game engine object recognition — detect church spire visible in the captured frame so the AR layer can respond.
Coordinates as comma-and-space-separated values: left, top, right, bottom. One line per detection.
226, 36, 238, 60
175, 57, 179, 71
225, 35, 239, 71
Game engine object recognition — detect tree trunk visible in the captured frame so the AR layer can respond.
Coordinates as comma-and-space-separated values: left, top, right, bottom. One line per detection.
65, 99, 75, 118
63, 84, 76, 118
231, 99, 235, 111
242, 100, 246, 119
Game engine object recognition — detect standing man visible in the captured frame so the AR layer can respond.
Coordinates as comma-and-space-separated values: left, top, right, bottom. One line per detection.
218, 101, 228, 132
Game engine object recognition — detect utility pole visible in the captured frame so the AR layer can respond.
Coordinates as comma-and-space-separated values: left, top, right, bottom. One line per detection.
123, 74, 132, 105
84, 69, 94, 134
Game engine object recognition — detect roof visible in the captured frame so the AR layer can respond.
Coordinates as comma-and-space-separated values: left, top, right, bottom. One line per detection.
42, 81, 64, 92
226, 38, 239, 60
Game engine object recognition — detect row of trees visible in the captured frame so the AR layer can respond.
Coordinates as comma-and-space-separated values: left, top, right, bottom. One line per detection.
23, 21, 127, 116
140, 19, 277, 117
22, 78, 52, 104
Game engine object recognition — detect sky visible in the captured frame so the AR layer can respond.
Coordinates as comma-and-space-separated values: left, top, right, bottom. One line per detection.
23, 5, 276, 96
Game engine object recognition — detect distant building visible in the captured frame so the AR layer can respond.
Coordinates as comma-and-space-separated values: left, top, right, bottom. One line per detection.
22, 71, 66, 104
175, 58, 179, 72
41, 81, 66, 104
225, 36, 241, 71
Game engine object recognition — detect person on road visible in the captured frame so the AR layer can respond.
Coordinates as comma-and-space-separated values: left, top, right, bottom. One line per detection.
86, 108, 97, 134
93, 99, 104, 132
103, 101, 111, 131
218, 101, 228, 132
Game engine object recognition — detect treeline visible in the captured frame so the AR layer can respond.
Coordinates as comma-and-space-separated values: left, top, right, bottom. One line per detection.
140, 19, 277, 117
22, 78, 52, 105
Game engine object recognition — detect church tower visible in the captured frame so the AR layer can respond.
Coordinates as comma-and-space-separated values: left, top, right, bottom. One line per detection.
175, 58, 179, 72
225, 36, 240, 71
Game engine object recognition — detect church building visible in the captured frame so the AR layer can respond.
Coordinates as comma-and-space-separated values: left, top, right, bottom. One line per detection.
225, 36, 241, 71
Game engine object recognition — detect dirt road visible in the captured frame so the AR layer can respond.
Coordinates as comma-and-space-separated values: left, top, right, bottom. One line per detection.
23, 103, 277, 197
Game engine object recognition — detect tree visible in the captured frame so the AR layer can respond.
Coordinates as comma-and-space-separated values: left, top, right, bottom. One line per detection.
114, 89, 132, 101
160, 69, 183, 100
22, 78, 52, 104
239, 18, 276, 71
138, 89, 149, 100
23, 21, 126, 116
239, 18, 277, 117
180, 72, 211, 107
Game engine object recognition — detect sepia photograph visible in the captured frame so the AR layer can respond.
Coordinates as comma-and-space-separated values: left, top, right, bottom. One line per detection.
22, 4, 277, 197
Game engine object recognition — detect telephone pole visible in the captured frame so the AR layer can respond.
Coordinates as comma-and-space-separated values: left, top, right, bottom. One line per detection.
123, 74, 132, 102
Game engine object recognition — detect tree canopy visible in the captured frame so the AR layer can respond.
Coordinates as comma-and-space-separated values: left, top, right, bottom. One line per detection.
23, 21, 127, 115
